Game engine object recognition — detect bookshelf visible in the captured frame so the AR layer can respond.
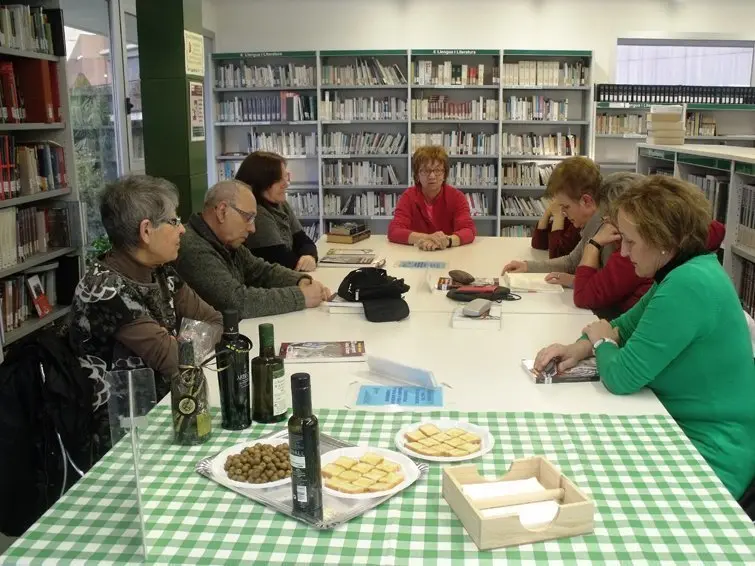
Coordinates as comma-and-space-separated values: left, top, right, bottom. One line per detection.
0, 1, 84, 354
635, 143, 755, 314
593, 85, 755, 173
210, 49, 594, 237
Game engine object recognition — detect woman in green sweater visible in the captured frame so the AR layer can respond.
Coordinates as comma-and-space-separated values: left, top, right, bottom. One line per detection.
534, 175, 755, 501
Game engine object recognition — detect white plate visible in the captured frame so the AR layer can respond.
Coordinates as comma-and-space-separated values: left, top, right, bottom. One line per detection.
212, 437, 292, 490
320, 446, 420, 500
394, 419, 494, 462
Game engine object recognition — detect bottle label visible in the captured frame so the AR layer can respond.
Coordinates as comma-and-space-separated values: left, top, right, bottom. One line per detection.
177, 396, 197, 416
236, 370, 249, 390
290, 433, 309, 505
272, 367, 286, 416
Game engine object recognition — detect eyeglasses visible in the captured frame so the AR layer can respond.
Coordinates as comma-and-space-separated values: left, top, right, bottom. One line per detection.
230, 204, 256, 224
419, 168, 444, 177
163, 216, 182, 227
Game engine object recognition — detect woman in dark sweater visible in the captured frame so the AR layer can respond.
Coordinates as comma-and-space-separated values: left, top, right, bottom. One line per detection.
236, 151, 318, 271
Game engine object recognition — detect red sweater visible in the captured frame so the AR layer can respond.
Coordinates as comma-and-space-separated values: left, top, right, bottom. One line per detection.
573, 220, 726, 317
387, 184, 476, 245
531, 218, 581, 258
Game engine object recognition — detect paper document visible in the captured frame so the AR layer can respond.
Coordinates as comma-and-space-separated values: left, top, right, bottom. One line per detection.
504, 273, 564, 293
397, 260, 448, 269
356, 386, 443, 407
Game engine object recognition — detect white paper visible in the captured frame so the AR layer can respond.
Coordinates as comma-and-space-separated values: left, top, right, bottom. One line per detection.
463, 478, 559, 527
504, 273, 564, 294
367, 356, 438, 388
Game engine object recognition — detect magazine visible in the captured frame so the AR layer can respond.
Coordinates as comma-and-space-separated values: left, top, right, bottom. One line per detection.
437, 276, 500, 291
320, 249, 384, 268
278, 340, 367, 363
521, 358, 599, 384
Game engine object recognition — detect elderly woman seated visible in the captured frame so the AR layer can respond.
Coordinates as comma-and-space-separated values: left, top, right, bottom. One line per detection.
70, 175, 222, 460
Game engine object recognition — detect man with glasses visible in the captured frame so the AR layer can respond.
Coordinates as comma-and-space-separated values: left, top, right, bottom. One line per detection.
175, 180, 330, 319
387, 145, 476, 250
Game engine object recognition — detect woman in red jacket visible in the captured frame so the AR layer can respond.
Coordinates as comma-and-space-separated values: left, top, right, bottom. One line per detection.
569, 172, 726, 320
387, 145, 476, 250
531, 201, 581, 258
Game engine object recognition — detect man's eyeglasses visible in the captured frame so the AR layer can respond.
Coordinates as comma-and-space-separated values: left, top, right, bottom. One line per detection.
419, 168, 444, 177
230, 204, 256, 224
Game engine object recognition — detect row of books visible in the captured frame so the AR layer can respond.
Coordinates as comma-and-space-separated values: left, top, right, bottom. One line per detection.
501, 225, 534, 237
302, 223, 319, 242
502, 162, 555, 187
0, 58, 62, 123
736, 184, 755, 250
686, 173, 728, 222
739, 260, 755, 320
686, 113, 717, 137
322, 59, 407, 86
246, 131, 317, 156
288, 192, 319, 217
501, 61, 588, 88
0, 138, 67, 199
0, 264, 57, 340
0, 5, 57, 55
503, 96, 569, 121
410, 97, 499, 121
595, 84, 755, 105
217, 160, 241, 181
412, 61, 493, 86
0, 205, 70, 269
322, 162, 400, 186
322, 132, 407, 155
463, 192, 492, 216
319, 95, 407, 121
214, 62, 316, 89
447, 163, 497, 187
323, 193, 397, 217
595, 113, 646, 135
501, 133, 581, 157
501, 196, 550, 217
410, 132, 499, 156
215, 93, 317, 123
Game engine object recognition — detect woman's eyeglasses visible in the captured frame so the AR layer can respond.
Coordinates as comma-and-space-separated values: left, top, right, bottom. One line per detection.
419, 168, 444, 177
163, 216, 182, 227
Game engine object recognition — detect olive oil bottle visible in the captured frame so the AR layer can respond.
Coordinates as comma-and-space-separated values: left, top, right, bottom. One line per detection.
216, 310, 252, 430
288, 372, 322, 521
251, 323, 287, 423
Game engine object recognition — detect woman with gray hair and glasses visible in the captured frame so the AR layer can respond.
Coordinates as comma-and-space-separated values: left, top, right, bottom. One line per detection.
70, 175, 222, 461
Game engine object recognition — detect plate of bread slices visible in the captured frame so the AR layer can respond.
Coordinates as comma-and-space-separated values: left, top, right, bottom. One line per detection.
320, 446, 420, 499
394, 420, 494, 462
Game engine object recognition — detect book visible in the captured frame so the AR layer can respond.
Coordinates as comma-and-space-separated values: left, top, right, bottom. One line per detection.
521, 359, 599, 384
26, 274, 51, 317
279, 341, 367, 363
451, 305, 502, 329
504, 273, 564, 294
323, 296, 364, 314
326, 230, 371, 244
319, 248, 384, 268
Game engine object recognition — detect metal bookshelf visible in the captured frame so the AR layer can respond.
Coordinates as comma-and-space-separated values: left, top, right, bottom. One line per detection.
210, 49, 595, 237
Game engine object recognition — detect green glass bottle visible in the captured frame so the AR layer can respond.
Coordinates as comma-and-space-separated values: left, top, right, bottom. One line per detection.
216, 310, 252, 430
171, 337, 212, 445
251, 323, 287, 423
288, 372, 322, 521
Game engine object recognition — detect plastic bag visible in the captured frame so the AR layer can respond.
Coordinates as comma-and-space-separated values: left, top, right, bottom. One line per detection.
179, 318, 219, 364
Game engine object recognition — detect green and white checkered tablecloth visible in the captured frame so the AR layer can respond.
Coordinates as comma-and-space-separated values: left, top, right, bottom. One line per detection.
3, 406, 755, 565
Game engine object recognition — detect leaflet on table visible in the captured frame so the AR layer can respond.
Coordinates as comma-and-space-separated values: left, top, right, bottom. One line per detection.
278, 341, 367, 363
396, 260, 448, 269
436, 276, 501, 292
504, 273, 564, 294
356, 386, 444, 408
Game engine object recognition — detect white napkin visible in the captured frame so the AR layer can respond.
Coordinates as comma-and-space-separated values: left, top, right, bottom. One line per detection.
463, 478, 559, 527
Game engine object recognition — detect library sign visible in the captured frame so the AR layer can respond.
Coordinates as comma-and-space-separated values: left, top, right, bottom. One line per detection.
212, 51, 316, 59
412, 49, 498, 56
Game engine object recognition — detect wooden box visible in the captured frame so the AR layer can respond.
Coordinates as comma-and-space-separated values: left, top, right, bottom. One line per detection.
442, 456, 594, 550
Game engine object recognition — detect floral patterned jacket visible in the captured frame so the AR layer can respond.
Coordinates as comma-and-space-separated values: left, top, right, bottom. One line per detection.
70, 250, 221, 460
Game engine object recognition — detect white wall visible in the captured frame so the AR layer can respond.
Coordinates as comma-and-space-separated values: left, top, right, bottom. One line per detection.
211, 0, 755, 83
202, 0, 217, 34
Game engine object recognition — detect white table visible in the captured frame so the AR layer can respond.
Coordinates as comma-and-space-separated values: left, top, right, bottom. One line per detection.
315, 236, 589, 315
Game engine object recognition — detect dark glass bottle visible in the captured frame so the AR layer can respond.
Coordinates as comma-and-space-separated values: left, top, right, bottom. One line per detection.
172, 336, 212, 445
216, 310, 252, 430
252, 323, 287, 423
288, 372, 322, 521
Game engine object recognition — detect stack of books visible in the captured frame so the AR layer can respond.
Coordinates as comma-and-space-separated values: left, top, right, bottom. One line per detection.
646, 105, 685, 145
326, 222, 371, 244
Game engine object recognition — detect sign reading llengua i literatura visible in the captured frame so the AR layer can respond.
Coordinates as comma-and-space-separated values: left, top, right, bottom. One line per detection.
411, 49, 499, 56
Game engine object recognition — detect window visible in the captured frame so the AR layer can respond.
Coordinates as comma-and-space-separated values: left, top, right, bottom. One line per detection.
616, 39, 754, 86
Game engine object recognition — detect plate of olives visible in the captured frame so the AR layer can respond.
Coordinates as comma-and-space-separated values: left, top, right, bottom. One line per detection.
212, 438, 292, 489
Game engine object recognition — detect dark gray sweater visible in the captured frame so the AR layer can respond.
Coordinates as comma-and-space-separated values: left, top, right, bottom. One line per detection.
175, 214, 311, 319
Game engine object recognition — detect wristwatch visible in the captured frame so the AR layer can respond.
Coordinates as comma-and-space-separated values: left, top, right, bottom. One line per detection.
447, 236, 453, 248
592, 337, 618, 354
588, 238, 603, 251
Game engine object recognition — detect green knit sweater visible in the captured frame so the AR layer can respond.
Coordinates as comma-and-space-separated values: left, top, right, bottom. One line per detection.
594, 253, 755, 499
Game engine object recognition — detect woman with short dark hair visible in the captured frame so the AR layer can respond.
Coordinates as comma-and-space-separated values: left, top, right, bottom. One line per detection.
235, 151, 318, 272
534, 175, 755, 500
70, 175, 222, 461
